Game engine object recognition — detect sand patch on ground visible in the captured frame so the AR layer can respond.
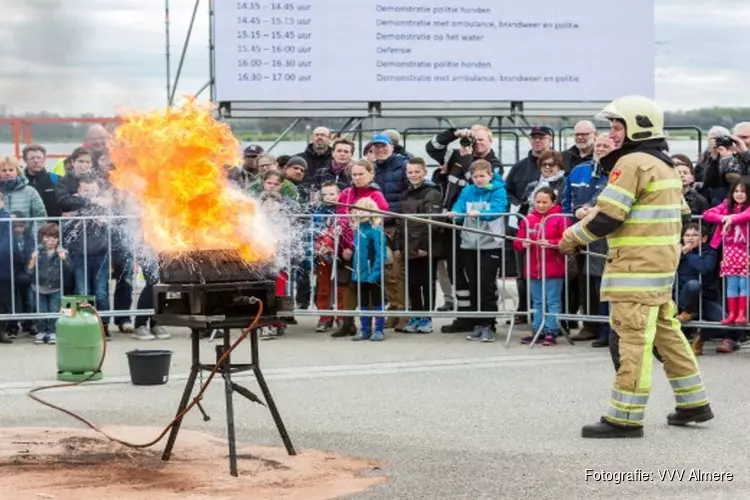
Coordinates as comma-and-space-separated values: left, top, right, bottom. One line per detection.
0, 427, 385, 499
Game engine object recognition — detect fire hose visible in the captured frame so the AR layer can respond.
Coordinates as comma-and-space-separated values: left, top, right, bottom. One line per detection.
327, 201, 607, 258
27, 300, 265, 449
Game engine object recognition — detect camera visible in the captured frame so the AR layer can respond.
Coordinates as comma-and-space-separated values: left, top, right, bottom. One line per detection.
459, 135, 475, 148
715, 135, 736, 148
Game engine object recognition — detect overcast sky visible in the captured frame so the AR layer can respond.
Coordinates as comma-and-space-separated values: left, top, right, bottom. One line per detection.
0, 0, 746, 115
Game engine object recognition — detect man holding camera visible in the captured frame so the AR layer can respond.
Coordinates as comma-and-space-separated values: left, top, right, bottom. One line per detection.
426, 125, 502, 332
702, 125, 750, 205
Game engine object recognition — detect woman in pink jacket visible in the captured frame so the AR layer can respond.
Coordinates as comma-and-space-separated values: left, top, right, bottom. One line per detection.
337, 159, 389, 250
514, 187, 568, 345
703, 178, 750, 325
330, 159, 389, 338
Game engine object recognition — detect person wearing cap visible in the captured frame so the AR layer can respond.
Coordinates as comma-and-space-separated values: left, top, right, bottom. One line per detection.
383, 129, 414, 159
228, 144, 264, 190
370, 132, 409, 329
563, 120, 598, 173
284, 155, 314, 310
294, 126, 333, 192
559, 95, 712, 438
505, 125, 554, 324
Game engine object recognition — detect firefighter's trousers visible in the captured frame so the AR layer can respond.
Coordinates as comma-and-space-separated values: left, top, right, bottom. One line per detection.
605, 301, 709, 427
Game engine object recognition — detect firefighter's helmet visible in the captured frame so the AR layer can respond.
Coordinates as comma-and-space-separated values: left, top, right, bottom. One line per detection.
596, 95, 665, 141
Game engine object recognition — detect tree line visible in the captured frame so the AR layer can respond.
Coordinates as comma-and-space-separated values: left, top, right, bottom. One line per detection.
1, 107, 748, 142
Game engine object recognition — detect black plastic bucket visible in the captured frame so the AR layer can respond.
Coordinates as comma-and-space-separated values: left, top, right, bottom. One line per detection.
126, 350, 173, 386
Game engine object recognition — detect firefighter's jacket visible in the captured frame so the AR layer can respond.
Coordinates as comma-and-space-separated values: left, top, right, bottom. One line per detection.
560, 139, 691, 305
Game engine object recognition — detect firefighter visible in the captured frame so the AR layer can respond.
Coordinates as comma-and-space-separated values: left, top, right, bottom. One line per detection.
558, 95, 714, 438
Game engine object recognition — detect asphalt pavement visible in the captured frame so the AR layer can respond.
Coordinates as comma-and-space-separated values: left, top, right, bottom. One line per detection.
1, 317, 748, 499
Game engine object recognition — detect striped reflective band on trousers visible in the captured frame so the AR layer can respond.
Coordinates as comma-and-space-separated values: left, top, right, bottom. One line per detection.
604, 306, 658, 427
601, 272, 675, 294
597, 184, 635, 212
623, 205, 683, 224
663, 303, 708, 408
670, 374, 709, 408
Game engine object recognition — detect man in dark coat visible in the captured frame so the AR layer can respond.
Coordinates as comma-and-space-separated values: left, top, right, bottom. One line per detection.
23, 145, 62, 217
562, 120, 597, 174
295, 126, 333, 191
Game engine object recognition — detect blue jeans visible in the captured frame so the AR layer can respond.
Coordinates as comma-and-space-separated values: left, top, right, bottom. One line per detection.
71, 253, 110, 322
530, 278, 563, 335
678, 279, 728, 340
36, 291, 61, 334
112, 250, 134, 325
725, 275, 748, 298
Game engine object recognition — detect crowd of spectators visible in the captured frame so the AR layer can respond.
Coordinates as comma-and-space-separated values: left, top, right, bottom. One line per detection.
1, 121, 750, 353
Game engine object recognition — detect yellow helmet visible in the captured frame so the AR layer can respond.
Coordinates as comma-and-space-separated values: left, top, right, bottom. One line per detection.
595, 95, 665, 141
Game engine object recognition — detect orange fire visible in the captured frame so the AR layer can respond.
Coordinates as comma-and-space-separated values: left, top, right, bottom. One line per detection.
107, 97, 275, 262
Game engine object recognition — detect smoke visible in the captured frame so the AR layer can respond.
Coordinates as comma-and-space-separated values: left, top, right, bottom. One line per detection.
0, 0, 89, 113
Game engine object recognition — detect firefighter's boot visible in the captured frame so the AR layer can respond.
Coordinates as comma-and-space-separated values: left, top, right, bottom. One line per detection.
667, 404, 714, 426
581, 417, 644, 439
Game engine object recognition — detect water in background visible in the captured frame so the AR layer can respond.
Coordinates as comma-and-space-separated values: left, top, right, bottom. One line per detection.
0, 137, 703, 171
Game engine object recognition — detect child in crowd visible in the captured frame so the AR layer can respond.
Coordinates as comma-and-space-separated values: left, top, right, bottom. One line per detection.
10, 212, 36, 337
350, 197, 387, 341
447, 159, 508, 343
674, 223, 730, 354
249, 169, 299, 201
0, 193, 13, 344
673, 154, 709, 215
62, 175, 112, 336
312, 182, 344, 332
514, 188, 568, 345
27, 223, 71, 344
703, 178, 750, 325
395, 157, 443, 334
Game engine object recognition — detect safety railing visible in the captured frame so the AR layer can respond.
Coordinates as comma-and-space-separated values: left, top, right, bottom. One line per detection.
0, 214, 149, 323
533, 213, 747, 345
0, 212, 746, 348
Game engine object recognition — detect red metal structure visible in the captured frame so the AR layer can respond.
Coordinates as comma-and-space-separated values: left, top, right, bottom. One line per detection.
0, 117, 120, 159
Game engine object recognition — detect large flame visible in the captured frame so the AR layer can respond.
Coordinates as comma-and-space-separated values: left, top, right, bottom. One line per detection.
108, 97, 275, 262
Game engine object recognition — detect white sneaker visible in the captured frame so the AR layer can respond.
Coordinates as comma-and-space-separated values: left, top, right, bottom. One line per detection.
33, 332, 46, 344
151, 326, 171, 340
46, 333, 57, 345
119, 322, 135, 333
132, 326, 155, 340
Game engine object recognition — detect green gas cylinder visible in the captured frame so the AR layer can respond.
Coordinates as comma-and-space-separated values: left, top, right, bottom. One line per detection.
56, 296, 104, 382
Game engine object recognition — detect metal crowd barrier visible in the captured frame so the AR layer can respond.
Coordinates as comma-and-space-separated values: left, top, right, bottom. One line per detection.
0, 214, 151, 323
1, 212, 746, 347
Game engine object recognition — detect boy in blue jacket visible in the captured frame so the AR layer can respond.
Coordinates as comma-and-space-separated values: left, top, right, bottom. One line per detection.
447, 159, 509, 343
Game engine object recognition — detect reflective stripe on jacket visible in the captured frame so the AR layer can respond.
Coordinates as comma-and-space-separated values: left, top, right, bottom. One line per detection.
568, 151, 690, 304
